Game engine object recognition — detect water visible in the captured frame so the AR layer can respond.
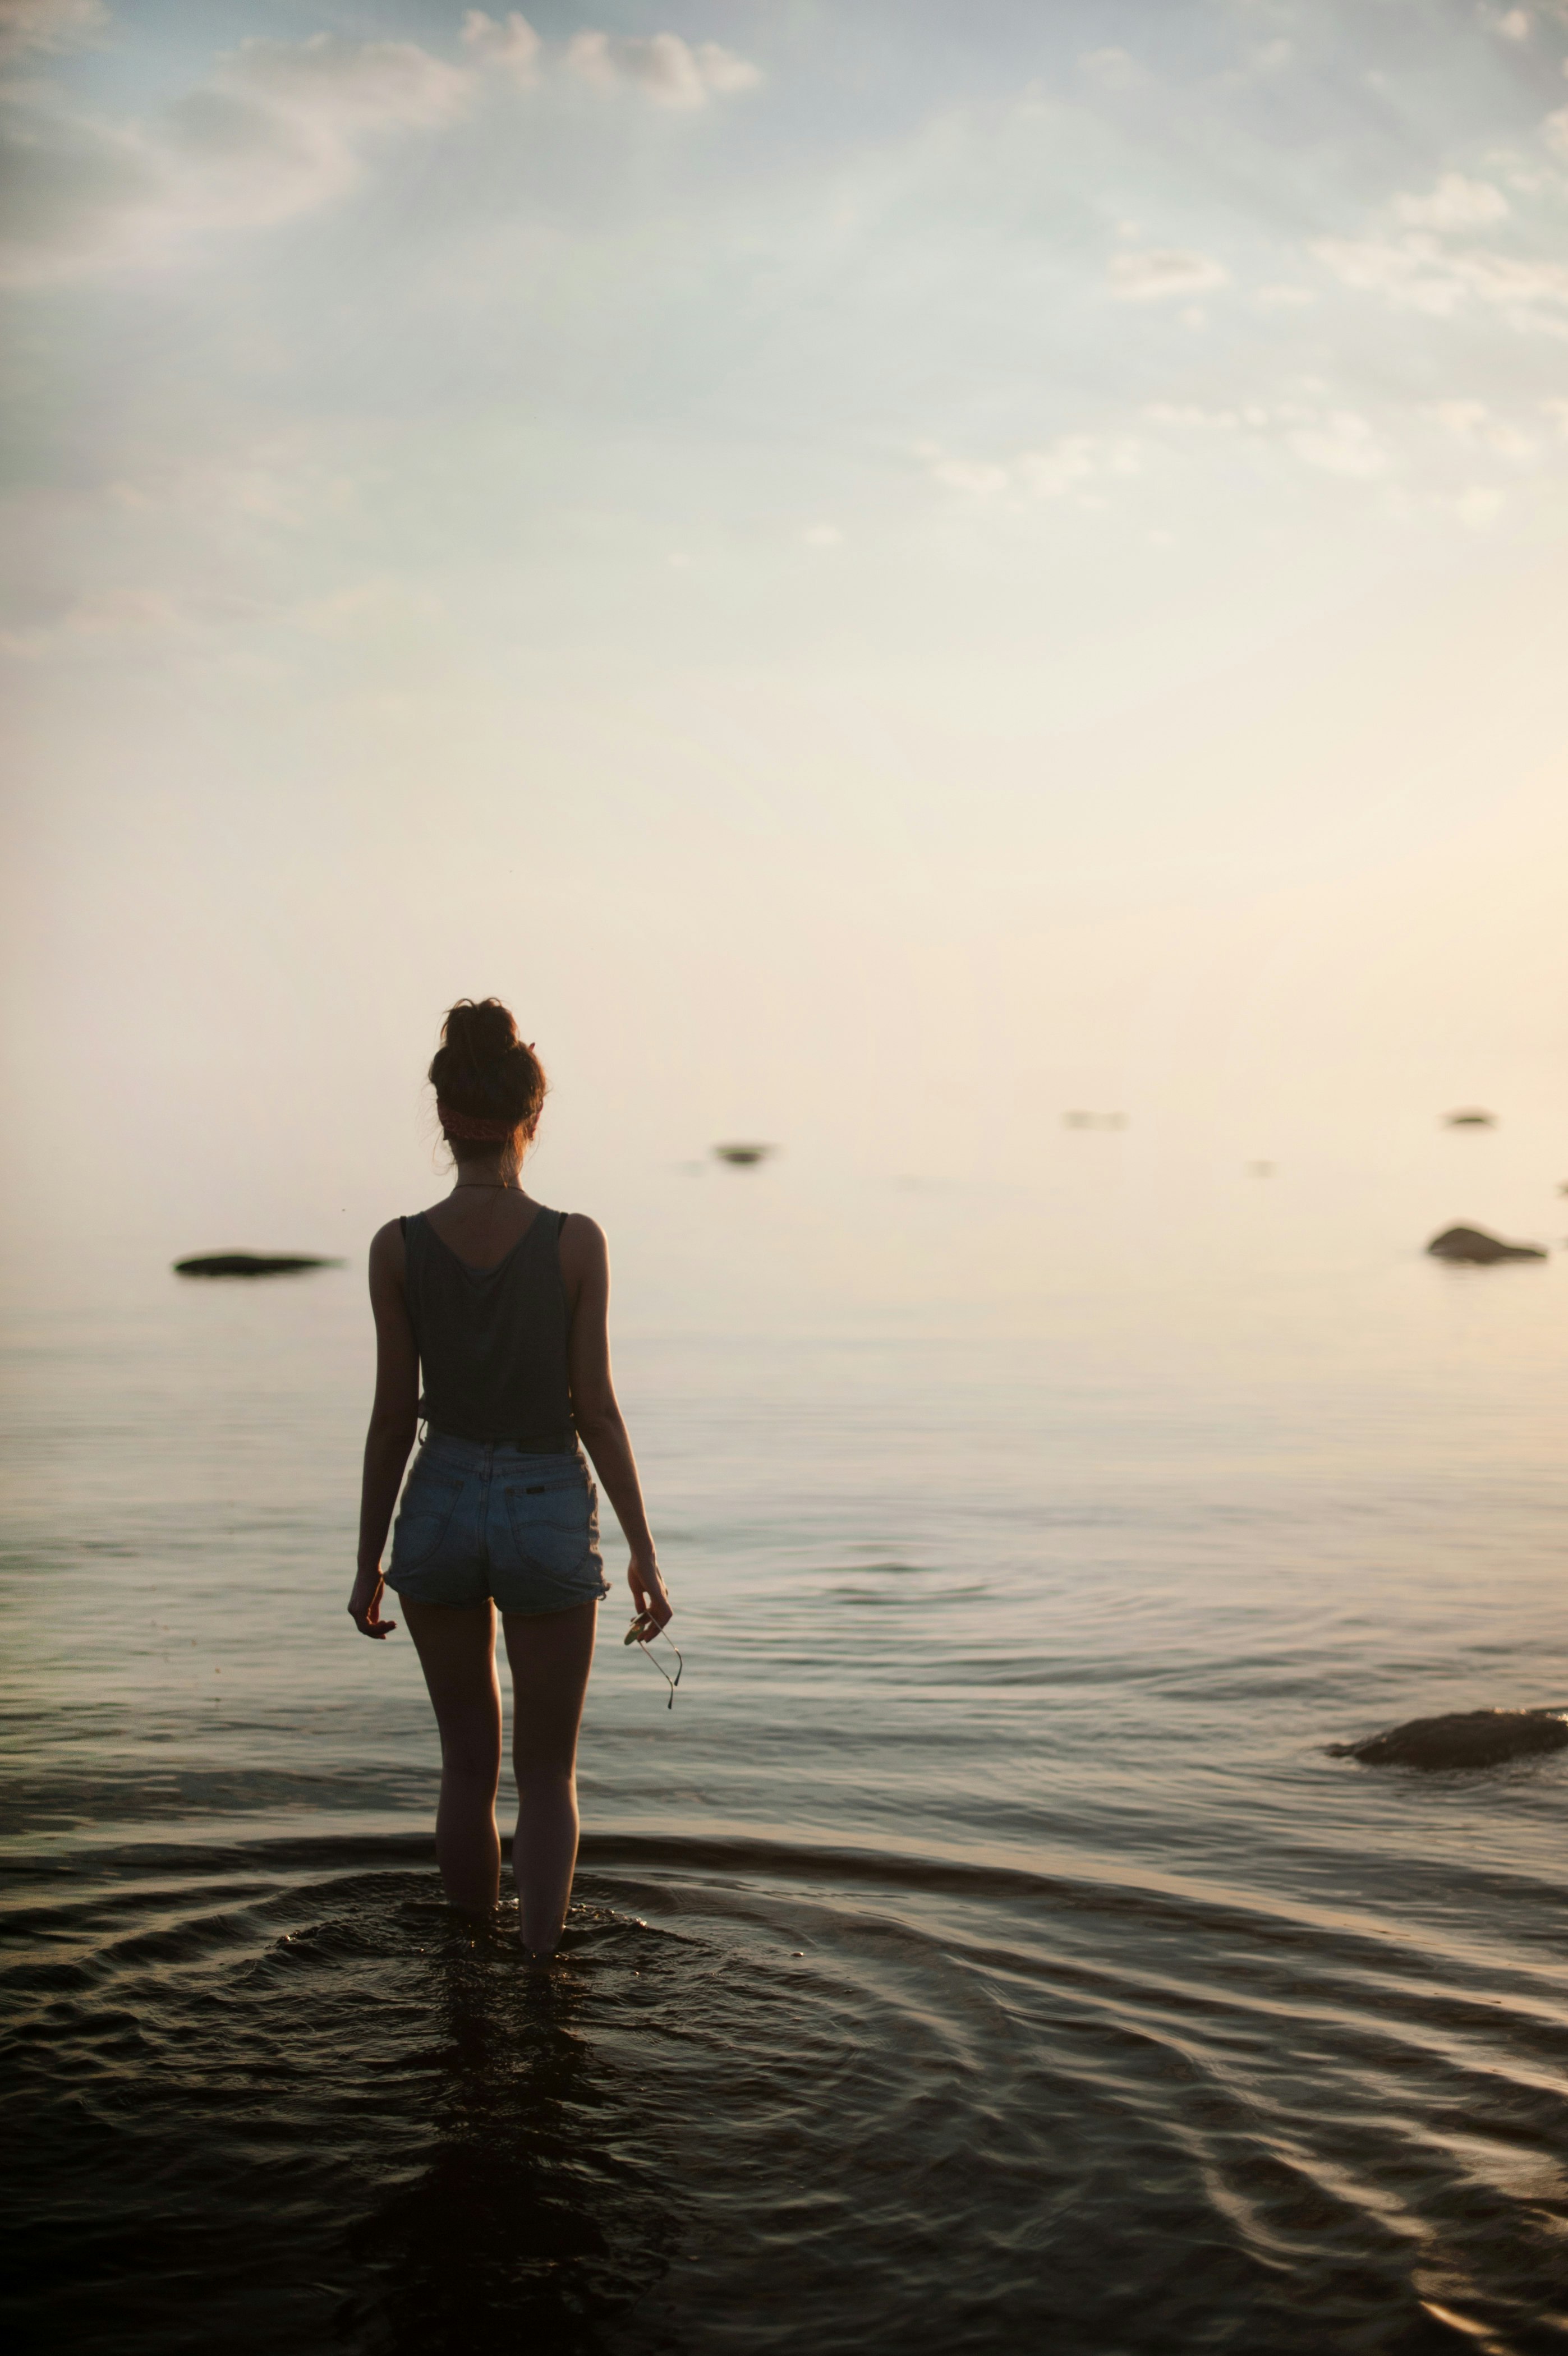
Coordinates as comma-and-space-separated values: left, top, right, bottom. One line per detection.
4, 1147, 1568, 2354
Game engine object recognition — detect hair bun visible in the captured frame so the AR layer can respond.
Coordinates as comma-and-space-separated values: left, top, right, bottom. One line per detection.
442, 997, 519, 1067
429, 998, 548, 1155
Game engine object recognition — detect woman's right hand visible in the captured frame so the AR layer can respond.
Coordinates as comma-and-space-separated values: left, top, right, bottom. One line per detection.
627, 1554, 673, 1638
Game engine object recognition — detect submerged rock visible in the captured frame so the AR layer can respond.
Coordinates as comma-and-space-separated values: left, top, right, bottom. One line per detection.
173, 1253, 342, 1278
1329, 1709, 1568, 1770
713, 1143, 775, 1167
1426, 1225, 1545, 1264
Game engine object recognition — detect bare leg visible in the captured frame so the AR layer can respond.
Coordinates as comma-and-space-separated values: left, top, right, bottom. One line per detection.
403, 1598, 503, 1913
502, 1599, 599, 1955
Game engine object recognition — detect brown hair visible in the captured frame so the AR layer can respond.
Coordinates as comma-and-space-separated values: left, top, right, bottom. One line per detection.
429, 998, 548, 1166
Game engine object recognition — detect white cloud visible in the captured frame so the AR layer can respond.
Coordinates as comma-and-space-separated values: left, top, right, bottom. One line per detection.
1544, 106, 1568, 156
1426, 399, 1535, 456
0, 18, 761, 287
1312, 231, 1568, 331
801, 523, 843, 546
1394, 173, 1509, 229
1255, 283, 1316, 309
930, 456, 1009, 496
563, 30, 761, 107
1478, 5, 1532, 36
0, 33, 473, 285
1079, 48, 1140, 90
926, 435, 1140, 503
1107, 248, 1229, 301
461, 11, 541, 84
1543, 397, 1568, 434
1453, 485, 1503, 525
1145, 403, 1244, 428
1019, 434, 1140, 494
0, 0, 106, 61
1286, 411, 1388, 477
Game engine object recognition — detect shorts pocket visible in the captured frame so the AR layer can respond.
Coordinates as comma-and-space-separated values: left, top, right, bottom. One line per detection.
503, 1476, 597, 1581
390, 1472, 465, 1572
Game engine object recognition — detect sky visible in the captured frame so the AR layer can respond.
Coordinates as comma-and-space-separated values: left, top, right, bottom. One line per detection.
3, 0, 1568, 1291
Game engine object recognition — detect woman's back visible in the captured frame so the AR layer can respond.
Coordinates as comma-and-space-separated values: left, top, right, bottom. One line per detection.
402, 1195, 573, 1448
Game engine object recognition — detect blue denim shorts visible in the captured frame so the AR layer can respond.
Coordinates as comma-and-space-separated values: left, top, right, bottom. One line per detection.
385, 1430, 612, 1615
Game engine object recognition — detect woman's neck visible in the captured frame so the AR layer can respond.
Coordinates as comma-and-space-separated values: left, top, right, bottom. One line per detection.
450, 1156, 523, 1192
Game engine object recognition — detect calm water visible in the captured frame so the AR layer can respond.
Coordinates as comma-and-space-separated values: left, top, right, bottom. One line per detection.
4, 1145, 1568, 2354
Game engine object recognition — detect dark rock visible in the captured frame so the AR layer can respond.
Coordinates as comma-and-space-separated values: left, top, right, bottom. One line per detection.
1426, 1225, 1545, 1264
173, 1253, 343, 1278
712, 1143, 775, 1167
1443, 1108, 1495, 1126
1329, 1708, 1568, 1770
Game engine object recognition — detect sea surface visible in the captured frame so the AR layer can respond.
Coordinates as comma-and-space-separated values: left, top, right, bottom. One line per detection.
4, 1133, 1568, 2354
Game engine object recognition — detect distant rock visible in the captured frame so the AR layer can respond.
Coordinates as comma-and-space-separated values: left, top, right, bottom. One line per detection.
1425, 1225, 1546, 1264
1443, 1108, 1495, 1127
173, 1253, 342, 1278
1328, 1709, 1568, 1770
712, 1143, 775, 1167
1062, 1111, 1127, 1131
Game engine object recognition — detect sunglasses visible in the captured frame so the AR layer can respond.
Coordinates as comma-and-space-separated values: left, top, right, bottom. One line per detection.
624, 1614, 683, 1709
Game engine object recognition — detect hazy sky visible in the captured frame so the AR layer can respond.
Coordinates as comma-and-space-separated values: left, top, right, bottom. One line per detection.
4, 0, 1567, 1269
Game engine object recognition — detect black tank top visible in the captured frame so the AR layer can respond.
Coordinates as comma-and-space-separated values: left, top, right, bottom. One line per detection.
400, 1205, 574, 1447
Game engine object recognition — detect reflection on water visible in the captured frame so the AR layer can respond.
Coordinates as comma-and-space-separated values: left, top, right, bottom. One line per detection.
6, 1837, 1567, 2355
3, 1155, 1568, 2352
341, 1905, 669, 2356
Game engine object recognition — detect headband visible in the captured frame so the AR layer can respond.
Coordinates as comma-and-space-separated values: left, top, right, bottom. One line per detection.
436, 1098, 517, 1142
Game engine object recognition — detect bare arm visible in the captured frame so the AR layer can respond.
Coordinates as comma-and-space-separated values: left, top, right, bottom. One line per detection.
347, 1220, 419, 1640
562, 1213, 672, 1633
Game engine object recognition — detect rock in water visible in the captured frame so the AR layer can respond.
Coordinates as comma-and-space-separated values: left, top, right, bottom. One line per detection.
173, 1253, 342, 1278
713, 1143, 775, 1167
1426, 1225, 1546, 1264
1443, 1108, 1495, 1127
1329, 1709, 1568, 1770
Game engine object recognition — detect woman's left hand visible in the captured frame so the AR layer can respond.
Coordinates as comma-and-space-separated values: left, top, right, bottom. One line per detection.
347, 1566, 398, 1640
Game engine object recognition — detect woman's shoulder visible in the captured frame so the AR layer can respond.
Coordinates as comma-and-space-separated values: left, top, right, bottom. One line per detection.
367, 1216, 409, 1294
557, 1209, 608, 1280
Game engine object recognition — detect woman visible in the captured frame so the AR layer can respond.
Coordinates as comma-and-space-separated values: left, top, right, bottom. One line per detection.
347, 997, 672, 1957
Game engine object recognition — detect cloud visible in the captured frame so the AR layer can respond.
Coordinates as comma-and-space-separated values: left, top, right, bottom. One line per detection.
801, 523, 843, 546
1312, 231, 1568, 330
1285, 411, 1388, 477
1107, 248, 1229, 301
0, 33, 472, 285
0, 0, 106, 62
925, 435, 1140, 503
1018, 434, 1140, 495
1426, 399, 1535, 456
0, 19, 761, 287
563, 30, 761, 107
461, 11, 541, 83
1079, 48, 1140, 91
929, 455, 1009, 496
1145, 403, 1245, 428
1545, 106, 1568, 156
1452, 484, 1503, 525
1478, 5, 1532, 36
1394, 172, 1508, 229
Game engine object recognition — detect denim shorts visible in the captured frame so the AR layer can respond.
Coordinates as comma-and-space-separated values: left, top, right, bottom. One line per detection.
385, 1430, 612, 1615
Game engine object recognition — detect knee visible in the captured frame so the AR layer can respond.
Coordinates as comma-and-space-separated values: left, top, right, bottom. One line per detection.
441, 1746, 500, 1793
513, 1757, 575, 1797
